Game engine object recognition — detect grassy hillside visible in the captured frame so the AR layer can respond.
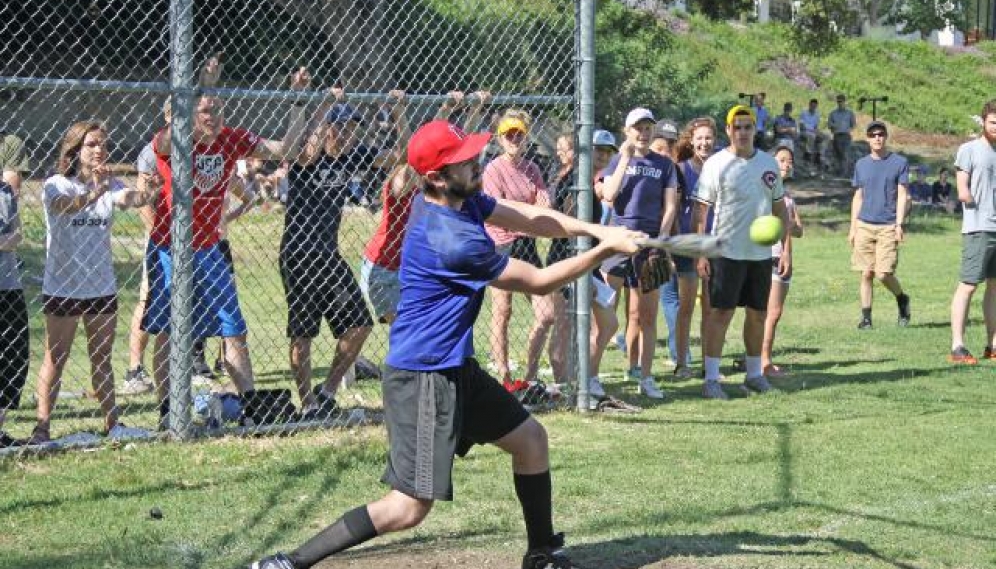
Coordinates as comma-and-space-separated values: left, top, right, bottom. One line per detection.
664, 15, 996, 136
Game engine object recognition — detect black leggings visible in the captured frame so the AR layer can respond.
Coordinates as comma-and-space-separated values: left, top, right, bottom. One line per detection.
0, 289, 29, 411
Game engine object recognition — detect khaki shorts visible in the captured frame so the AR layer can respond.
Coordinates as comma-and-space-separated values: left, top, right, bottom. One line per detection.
851, 220, 899, 274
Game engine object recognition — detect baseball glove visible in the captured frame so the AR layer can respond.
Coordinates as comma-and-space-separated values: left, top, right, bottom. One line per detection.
639, 251, 671, 294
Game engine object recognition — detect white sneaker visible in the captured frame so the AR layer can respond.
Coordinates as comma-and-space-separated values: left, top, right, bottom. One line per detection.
120, 366, 153, 395
120, 377, 153, 395
191, 375, 214, 388
638, 377, 665, 400
588, 377, 606, 398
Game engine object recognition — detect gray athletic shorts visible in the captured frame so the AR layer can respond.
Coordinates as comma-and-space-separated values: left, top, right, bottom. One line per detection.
361, 258, 401, 323
381, 359, 530, 501
960, 231, 996, 285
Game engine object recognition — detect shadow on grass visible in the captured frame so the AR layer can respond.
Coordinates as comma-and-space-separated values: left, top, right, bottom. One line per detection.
589, 417, 996, 548
566, 531, 923, 569
0, 474, 237, 517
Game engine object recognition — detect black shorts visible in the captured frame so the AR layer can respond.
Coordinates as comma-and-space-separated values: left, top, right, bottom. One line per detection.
708, 257, 771, 311
280, 251, 374, 339
0, 289, 29, 411
43, 294, 118, 317
498, 237, 543, 268
381, 359, 531, 501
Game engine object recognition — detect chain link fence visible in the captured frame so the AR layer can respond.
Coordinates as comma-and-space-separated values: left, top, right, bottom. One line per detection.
0, 0, 585, 449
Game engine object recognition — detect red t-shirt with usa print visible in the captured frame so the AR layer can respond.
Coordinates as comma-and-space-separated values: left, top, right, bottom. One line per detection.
150, 127, 259, 249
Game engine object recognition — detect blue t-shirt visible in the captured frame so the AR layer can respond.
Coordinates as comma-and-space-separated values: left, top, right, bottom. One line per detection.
908, 180, 931, 202
677, 160, 715, 235
386, 192, 509, 371
853, 152, 909, 224
603, 151, 677, 236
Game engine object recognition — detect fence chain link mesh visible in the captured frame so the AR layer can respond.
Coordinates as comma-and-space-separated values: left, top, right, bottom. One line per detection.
0, 0, 581, 447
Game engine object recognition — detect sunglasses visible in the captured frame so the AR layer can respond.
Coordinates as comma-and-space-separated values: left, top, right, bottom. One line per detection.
502, 130, 526, 141
867, 131, 887, 139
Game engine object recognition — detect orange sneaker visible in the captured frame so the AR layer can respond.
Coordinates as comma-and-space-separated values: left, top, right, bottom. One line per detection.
984, 346, 996, 360
949, 346, 978, 365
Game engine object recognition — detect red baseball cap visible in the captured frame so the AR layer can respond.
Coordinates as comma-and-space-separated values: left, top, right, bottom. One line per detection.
407, 120, 491, 175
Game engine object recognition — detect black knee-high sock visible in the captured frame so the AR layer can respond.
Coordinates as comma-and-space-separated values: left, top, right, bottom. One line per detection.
514, 471, 554, 549
288, 506, 378, 568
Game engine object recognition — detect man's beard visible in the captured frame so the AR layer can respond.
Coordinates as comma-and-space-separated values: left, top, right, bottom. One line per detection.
446, 179, 480, 199
442, 171, 481, 199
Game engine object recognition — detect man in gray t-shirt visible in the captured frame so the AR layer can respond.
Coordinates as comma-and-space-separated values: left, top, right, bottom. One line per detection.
848, 121, 910, 330
948, 100, 996, 364
828, 95, 856, 177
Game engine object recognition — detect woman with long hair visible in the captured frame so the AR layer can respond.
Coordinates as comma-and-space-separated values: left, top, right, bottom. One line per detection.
671, 117, 718, 388
544, 130, 621, 396
483, 109, 555, 394
762, 145, 804, 377
543, 132, 576, 384
29, 121, 153, 443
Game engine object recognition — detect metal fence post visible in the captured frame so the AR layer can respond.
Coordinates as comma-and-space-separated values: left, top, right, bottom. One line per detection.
167, 0, 195, 440
574, 0, 595, 413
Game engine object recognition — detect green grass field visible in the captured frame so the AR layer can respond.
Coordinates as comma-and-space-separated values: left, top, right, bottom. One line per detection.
2, 184, 995, 568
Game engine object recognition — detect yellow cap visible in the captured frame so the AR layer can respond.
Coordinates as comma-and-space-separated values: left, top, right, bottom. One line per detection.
497, 117, 529, 136
726, 104, 757, 126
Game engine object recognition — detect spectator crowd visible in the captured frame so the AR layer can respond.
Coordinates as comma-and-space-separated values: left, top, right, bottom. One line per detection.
1, 61, 991, 447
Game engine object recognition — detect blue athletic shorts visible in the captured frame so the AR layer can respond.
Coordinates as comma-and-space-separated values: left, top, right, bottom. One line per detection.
141, 242, 248, 338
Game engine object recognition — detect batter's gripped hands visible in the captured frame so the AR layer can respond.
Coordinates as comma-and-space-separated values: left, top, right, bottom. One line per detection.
596, 225, 645, 256
289, 67, 312, 91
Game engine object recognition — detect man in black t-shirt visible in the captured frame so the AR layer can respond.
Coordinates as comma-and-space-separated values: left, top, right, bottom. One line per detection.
280, 89, 408, 418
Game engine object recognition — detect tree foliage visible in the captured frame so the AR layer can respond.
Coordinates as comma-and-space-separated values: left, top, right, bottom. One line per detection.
594, 1, 715, 130
886, 0, 965, 38
789, 0, 860, 56
686, 0, 754, 20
